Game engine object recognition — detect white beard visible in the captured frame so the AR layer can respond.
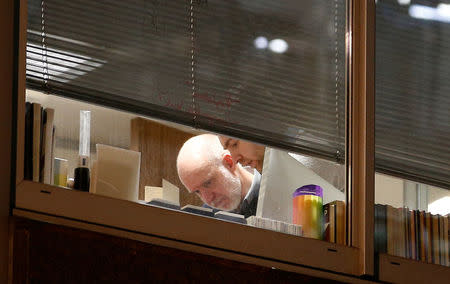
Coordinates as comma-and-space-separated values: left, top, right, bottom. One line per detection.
212, 166, 242, 211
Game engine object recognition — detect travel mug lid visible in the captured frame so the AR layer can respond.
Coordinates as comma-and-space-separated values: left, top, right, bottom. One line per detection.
292, 184, 323, 198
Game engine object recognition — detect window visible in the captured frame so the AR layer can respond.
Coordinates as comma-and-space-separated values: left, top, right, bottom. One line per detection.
15, 0, 374, 278
374, 1, 450, 280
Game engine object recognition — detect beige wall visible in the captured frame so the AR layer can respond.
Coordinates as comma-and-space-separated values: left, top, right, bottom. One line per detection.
0, 0, 14, 282
375, 173, 450, 213
375, 173, 404, 207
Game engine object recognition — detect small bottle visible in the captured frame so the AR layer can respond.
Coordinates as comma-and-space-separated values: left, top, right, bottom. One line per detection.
292, 184, 323, 239
73, 156, 90, 191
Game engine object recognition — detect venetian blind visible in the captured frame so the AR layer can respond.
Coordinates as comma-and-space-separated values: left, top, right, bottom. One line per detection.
26, 0, 346, 162
376, 0, 450, 188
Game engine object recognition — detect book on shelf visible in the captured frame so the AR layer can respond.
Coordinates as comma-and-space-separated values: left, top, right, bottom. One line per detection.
419, 210, 426, 262
323, 202, 333, 242
32, 103, 41, 182
374, 204, 449, 267
374, 204, 387, 254
425, 212, 432, 263
415, 210, 420, 261
24, 102, 56, 185
386, 205, 395, 256
50, 126, 56, 184
409, 210, 416, 260
42, 108, 55, 184
335, 201, 346, 245
323, 201, 345, 245
39, 108, 46, 182
404, 207, 410, 259
432, 214, 440, 264
24, 102, 33, 180
439, 215, 444, 265
397, 207, 406, 258
445, 216, 449, 266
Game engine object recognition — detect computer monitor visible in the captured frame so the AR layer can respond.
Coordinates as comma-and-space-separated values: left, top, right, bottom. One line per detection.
256, 147, 345, 223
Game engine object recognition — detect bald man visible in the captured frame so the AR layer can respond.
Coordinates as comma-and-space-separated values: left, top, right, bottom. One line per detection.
177, 134, 261, 217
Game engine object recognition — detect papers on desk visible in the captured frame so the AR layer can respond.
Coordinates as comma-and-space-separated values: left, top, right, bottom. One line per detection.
246, 216, 303, 237
181, 205, 215, 217
215, 211, 246, 224
144, 179, 180, 205
147, 198, 180, 210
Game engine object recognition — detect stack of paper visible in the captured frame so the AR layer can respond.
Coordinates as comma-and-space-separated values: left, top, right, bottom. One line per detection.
144, 179, 180, 206
246, 216, 302, 237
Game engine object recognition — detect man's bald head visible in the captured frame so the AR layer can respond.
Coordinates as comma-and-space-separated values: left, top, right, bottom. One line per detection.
177, 134, 223, 178
176, 134, 244, 211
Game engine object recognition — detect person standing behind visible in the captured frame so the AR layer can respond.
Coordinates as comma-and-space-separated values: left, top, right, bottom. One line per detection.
218, 136, 266, 173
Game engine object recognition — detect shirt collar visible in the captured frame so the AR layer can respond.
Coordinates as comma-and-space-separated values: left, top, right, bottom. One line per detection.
243, 169, 261, 202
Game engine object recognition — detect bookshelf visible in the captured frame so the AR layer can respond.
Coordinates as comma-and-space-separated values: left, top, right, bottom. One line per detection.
374, 202, 450, 282
375, 204, 449, 267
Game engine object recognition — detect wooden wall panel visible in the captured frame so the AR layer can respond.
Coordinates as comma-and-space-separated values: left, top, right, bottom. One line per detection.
11, 217, 341, 283
130, 117, 202, 206
11, 227, 30, 283
0, 0, 16, 282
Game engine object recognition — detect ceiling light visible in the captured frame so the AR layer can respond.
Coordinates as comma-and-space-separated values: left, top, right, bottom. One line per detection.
254, 36, 268, 49
268, 39, 288, 54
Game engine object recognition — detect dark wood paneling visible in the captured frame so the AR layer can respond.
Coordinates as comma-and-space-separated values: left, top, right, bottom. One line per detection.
11, 217, 341, 283
12, 228, 30, 284
130, 117, 202, 206
0, 0, 14, 282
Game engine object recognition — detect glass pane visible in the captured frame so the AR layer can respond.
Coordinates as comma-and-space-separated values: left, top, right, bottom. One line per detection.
23, 0, 348, 245
376, 0, 450, 188
375, 0, 450, 267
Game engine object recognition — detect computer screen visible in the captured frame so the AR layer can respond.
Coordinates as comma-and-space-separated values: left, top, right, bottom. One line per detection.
256, 147, 345, 223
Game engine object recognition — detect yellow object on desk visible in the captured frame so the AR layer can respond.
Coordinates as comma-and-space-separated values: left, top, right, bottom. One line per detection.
53, 157, 68, 187
292, 184, 323, 239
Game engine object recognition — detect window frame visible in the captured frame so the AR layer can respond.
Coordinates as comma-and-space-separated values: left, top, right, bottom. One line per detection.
12, 0, 376, 278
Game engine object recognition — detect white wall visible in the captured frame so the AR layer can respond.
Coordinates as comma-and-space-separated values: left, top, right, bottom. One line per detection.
427, 186, 450, 215
26, 90, 201, 180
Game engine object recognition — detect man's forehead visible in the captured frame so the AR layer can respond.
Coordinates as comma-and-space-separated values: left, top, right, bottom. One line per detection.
183, 164, 212, 189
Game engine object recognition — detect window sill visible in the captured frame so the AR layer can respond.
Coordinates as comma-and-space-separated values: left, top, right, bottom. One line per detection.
15, 180, 359, 276
378, 253, 450, 283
